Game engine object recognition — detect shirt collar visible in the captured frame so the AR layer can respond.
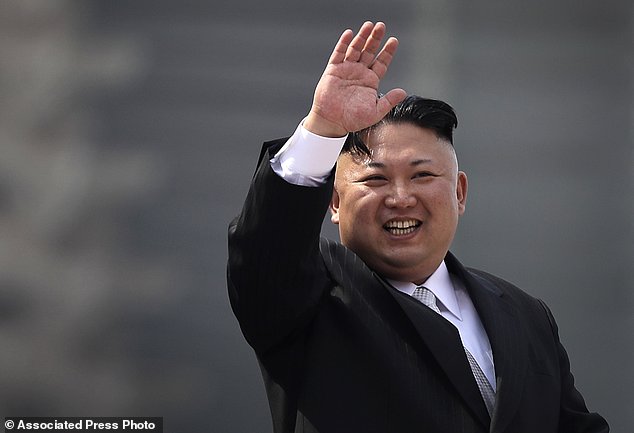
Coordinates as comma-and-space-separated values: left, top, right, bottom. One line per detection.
386, 261, 463, 321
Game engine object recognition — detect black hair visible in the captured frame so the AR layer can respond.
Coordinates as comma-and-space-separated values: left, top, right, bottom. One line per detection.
342, 95, 458, 157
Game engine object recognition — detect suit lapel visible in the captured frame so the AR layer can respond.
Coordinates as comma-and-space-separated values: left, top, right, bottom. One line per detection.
320, 239, 491, 428
447, 253, 529, 433
382, 279, 492, 428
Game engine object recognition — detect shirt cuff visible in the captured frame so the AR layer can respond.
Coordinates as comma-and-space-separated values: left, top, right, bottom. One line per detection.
271, 120, 348, 186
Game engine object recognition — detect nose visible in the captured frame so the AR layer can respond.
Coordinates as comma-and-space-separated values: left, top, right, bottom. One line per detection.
384, 183, 416, 208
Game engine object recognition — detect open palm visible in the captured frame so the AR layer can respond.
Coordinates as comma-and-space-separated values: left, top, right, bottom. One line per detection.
305, 22, 407, 137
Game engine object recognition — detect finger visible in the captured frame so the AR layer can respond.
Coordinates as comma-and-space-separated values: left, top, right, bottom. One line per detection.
344, 21, 374, 63
328, 29, 354, 64
376, 88, 407, 118
370, 36, 399, 79
358, 22, 386, 66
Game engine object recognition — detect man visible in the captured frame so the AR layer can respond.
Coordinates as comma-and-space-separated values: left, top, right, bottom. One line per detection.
227, 21, 609, 433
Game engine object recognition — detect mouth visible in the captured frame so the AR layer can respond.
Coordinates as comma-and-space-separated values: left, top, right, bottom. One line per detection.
383, 219, 422, 236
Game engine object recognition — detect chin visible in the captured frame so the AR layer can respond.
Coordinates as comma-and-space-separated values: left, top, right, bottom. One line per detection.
376, 258, 423, 277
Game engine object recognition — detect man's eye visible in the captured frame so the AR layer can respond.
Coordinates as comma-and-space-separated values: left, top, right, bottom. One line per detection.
361, 175, 387, 183
413, 172, 434, 179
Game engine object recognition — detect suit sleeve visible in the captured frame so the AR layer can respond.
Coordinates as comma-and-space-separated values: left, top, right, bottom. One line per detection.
227, 139, 335, 354
537, 300, 610, 432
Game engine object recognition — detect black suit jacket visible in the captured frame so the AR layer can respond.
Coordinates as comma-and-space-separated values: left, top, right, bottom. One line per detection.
227, 139, 609, 433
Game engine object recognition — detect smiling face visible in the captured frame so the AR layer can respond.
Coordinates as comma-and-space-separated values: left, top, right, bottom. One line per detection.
330, 122, 468, 284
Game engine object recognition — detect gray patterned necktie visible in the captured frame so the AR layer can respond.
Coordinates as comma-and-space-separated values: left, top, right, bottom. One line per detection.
412, 286, 496, 416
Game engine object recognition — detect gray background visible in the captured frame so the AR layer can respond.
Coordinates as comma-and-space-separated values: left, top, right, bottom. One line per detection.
1, 0, 632, 432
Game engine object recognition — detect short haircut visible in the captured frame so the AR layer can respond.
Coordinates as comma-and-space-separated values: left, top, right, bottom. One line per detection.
342, 95, 458, 157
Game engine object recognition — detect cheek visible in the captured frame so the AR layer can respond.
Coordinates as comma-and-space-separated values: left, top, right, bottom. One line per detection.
342, 187, 377, 208
340, 190, 381, 224
424, 187, 460, 215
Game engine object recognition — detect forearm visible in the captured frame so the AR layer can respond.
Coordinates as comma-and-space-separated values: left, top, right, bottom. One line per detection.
227, 140, 334, 352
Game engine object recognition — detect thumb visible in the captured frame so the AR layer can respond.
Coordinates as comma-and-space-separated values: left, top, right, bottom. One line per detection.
376, 88, 407, 119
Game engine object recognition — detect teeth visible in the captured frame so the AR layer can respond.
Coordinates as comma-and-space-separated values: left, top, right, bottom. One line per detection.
384, 219, 420, 236
388, 227, 416, 236
384, 219, 418, 229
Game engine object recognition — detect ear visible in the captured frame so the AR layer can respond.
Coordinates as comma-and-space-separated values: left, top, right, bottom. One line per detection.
329, 188, 341, 224
456, 171, 468, 215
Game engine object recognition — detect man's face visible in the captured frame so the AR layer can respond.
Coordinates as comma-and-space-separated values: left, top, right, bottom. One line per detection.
330, 122, 467, 284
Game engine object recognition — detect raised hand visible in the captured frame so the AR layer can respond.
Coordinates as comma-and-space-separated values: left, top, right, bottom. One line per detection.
304, 21, 407, 137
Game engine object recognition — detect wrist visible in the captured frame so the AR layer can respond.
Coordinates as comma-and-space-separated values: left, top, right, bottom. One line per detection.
304, 112, 348, 138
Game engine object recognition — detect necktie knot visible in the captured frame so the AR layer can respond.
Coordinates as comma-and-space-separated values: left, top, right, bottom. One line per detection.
412, 286, 441, 314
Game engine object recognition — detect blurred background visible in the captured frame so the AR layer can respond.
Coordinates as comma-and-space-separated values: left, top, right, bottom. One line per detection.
1, 0, 632, 431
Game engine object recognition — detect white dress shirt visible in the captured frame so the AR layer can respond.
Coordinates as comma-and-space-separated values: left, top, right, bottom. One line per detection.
270, 122, 496, 389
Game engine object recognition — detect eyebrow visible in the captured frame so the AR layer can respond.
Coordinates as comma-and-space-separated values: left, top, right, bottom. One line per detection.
366, 159, 433, 168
